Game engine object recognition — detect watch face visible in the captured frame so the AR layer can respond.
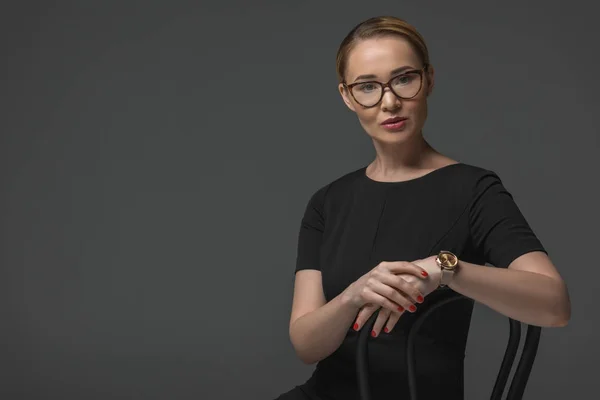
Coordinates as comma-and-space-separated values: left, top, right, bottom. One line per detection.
438, 251, 458, 268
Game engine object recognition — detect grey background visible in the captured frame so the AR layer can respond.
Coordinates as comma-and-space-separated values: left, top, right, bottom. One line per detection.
1, 1, 597, 399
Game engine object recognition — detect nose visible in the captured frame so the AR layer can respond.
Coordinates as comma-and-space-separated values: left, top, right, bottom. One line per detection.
381, 87, 401, 111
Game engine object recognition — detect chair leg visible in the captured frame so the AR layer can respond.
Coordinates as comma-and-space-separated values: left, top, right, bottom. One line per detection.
505, 325, 542, 400
356, 309, 380, 400
490, 319, 521, 400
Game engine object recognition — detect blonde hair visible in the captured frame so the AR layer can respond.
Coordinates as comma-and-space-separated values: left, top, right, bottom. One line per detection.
336, 16, 431, 83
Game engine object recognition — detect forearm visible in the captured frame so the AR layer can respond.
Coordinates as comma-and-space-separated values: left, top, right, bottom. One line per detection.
289, 291, 359, 365
449, 261, 571, 327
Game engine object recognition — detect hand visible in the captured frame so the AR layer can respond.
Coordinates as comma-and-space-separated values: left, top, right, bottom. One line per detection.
343, 261, 430, 335
353, 257, 442, 337
401, 256, 442, 298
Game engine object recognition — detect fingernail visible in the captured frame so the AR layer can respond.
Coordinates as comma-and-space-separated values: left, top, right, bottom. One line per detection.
384, 327, 389, 333
421, 271, 429, 277
371, 330, 377, 337
398, 306, 404, 312
353, 323, 359, 331
417, 295, 424, 303
409, 305, 417, 312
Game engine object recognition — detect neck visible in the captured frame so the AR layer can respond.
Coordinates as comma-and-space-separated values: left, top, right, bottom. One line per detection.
369, 134, 438, 176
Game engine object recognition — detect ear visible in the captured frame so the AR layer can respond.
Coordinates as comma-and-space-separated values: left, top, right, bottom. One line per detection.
338, 83, 357, 112
425, 65, 435, 96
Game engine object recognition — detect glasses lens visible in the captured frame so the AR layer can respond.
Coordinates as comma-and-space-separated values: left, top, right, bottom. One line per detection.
390, 72, 422, 99
351, 83, 382, 107
351, 72, 423, 107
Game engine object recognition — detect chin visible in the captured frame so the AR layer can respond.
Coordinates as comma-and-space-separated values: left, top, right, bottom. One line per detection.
371, 128, 416, 143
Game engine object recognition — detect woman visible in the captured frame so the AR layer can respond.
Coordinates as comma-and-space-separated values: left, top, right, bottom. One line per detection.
275, 16, 571, 400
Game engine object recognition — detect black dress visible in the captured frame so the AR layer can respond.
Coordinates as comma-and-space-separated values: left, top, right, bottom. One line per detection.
276, 163, 546, 400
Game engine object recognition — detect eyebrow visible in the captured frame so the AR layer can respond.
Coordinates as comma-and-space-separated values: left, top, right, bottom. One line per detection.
352, 66, 416, 82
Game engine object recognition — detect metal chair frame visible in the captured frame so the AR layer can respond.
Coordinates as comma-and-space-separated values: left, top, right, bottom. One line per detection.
356, 292, 542, 400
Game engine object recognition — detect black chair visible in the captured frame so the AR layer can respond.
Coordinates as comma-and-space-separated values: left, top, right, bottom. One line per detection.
356, 291, 542, 400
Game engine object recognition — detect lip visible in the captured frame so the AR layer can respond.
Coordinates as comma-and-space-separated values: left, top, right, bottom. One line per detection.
381, 116, 407, 125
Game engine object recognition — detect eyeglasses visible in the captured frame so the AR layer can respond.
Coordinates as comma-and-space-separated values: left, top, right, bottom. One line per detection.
343, 65, 428, 108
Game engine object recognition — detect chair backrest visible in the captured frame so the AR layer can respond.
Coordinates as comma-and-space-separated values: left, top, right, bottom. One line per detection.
356, 291, 542, 400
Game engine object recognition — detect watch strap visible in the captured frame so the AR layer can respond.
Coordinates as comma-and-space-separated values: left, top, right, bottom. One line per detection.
439, 268, 455, 287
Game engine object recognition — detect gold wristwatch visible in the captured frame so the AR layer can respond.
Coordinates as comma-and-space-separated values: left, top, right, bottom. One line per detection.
436, 250, 459, 287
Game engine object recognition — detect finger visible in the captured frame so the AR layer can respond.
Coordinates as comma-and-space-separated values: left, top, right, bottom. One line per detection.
367, 279, 419, 313
353, 304, 378, 331
363, 286, 415, 314
379, 261, 429, 279
397, 273, 427, 297
371, 308, 391, 337
384, 310, 403, 333
377, 273, 424, 305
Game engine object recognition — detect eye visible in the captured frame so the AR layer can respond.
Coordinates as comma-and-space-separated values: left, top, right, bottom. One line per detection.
392, 73, 417, 85
356, 83, 378, 92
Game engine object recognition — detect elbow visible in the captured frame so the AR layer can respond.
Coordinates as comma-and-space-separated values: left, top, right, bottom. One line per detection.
290, 342, 319, 365
548, 311, 570, 327
534, 307, 569, 328
550, 304, 571, 328
553, 318, 569, 328
548, 288, 571, 328
289, 326, 319, 365
296, 352, 319, 365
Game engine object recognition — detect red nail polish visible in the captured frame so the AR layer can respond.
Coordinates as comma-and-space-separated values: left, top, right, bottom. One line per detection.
421, 271, 429, 277
371, 330, 377, 337
353, 323, 359, 330
409, 305, 417, 312
417, 295, 424, 303
384, 327, 389, 333
398, 306, 404, 312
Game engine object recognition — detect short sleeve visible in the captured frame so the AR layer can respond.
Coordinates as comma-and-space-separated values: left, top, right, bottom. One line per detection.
468, 171, 547, 268
295, 185, 329, 273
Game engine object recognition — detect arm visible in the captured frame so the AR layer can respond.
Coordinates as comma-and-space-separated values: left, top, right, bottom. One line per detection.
289, 262, 428, 364
288, 270, 359, 365
290, 187, 357, 365
291, 184, 427, 363
436, 170, 571, 328
289, 185, 358, 364
447, 251, 571, 327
